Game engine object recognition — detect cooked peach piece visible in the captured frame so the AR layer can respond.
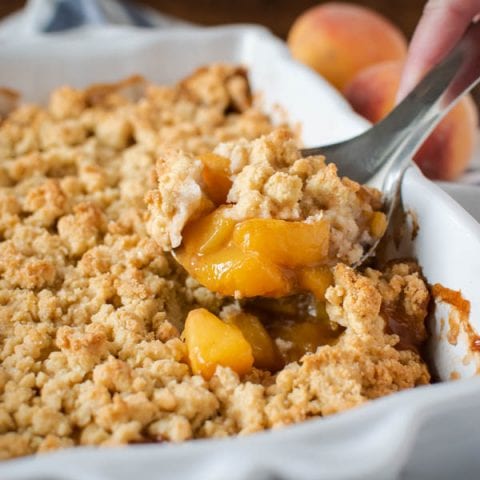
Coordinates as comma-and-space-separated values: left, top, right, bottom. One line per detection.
233, 218, 330, 267
369, 211, 387, 238
183, 308, 254, 380
185, 246, 293, 297
181, 207, 235, 256
225, 312, 280, 370
199, 153, 232, 205
298, 266, 333, 300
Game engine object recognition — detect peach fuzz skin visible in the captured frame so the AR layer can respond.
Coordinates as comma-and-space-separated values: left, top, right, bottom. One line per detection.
344, 61, 479, 181
287, 2, 407, 91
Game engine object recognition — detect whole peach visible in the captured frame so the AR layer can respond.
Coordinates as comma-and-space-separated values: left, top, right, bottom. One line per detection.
344, 61, 402, 123
287, 2, 407, 90
344, 61, 479, 181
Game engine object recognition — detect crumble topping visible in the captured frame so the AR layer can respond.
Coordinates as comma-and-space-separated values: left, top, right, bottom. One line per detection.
0, 65, 429, 460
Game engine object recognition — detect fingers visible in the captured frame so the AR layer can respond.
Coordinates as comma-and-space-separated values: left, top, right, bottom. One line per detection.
397, 0, 480, 100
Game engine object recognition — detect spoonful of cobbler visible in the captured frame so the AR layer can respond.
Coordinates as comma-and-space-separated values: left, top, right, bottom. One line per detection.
146, 128, 386, 300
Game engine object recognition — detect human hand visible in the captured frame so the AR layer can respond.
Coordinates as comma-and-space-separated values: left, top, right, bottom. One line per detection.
398, 0, 480, 100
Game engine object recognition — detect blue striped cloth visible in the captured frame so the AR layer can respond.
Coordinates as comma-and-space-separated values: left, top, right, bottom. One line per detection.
43, 0, 154, 31
17, 0, 185, 33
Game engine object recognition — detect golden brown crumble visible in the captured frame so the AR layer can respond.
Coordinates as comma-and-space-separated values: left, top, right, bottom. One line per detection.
0, 65, 429, 460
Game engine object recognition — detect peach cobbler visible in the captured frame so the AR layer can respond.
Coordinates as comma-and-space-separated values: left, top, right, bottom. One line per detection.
0, 65, 430, 459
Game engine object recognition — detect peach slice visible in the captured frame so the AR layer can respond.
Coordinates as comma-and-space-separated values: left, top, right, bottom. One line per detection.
186, 246, 292, 298
182, 308, 254, 380
177, 209, 332, 298
177, 208, 292, 297
180, 206, 235, 256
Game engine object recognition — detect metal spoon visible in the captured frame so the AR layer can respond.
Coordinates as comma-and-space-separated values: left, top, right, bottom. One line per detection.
301, 21, 480, 267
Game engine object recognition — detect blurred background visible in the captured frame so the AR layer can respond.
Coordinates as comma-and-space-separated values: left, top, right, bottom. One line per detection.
0, 0, 424, 38
2, 0, 479, 183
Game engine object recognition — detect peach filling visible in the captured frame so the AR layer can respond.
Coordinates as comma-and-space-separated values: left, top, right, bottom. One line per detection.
175, 207, 331, 298
183, 308, 254, 380
183, 307, 340, 379
224, 311, 280, 370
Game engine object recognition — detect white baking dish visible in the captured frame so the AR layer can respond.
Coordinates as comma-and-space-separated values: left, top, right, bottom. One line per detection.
1, 24, 480, 480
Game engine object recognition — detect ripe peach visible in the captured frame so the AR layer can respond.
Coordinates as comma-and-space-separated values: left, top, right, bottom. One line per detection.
344, 61, 478, 180
287, 3, 407, 90
415, 98, 478, 180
